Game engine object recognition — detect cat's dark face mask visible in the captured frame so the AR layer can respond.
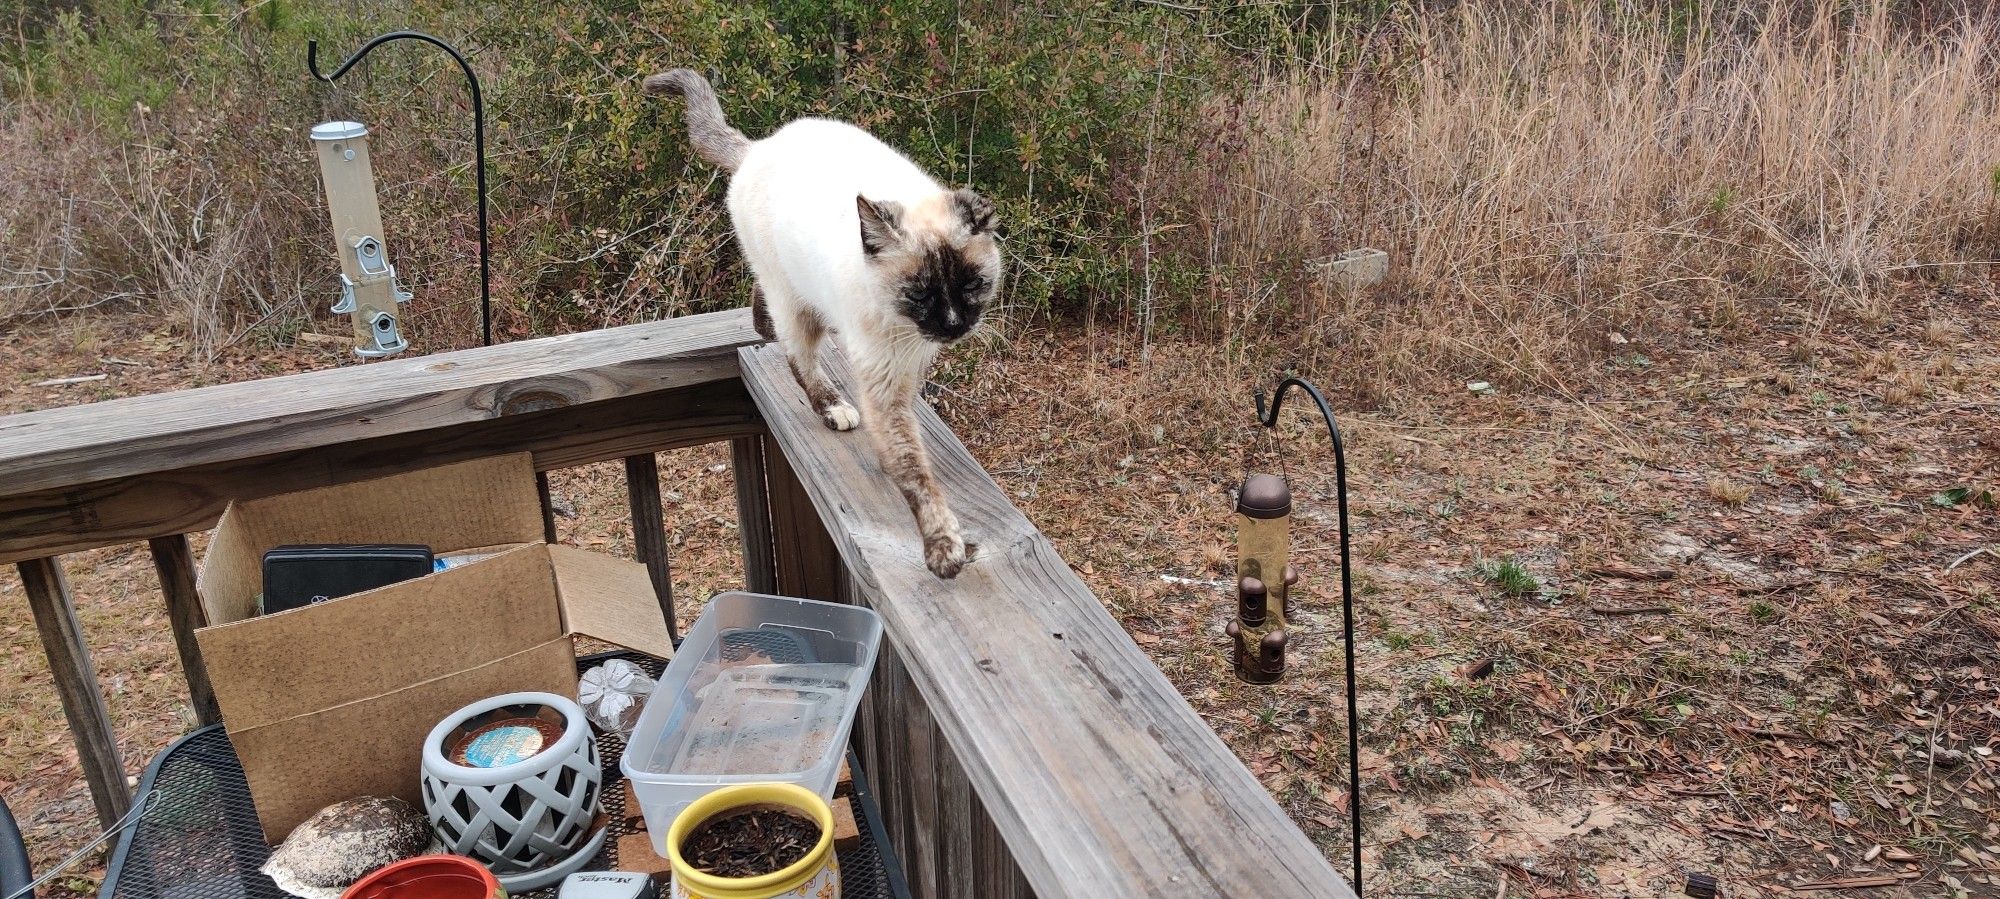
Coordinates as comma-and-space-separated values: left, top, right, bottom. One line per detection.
859, 191, 1002, 345
899, 247, 992, 344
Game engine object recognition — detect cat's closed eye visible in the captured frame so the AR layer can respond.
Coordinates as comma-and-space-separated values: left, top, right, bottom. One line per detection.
962, 277, 987, 294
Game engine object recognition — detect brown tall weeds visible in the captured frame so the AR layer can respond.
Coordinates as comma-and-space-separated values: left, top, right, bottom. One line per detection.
1176, 1, 2000, 389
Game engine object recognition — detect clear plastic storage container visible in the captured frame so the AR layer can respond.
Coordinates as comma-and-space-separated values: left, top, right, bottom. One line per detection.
621, 591, 882, 852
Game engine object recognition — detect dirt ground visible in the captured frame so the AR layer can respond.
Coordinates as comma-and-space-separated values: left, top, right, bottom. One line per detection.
2, 283, 1997, 897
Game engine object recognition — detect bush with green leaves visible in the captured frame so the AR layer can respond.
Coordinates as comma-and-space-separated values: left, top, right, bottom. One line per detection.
2, 0, 1279, 340
525, 0, 1239, 326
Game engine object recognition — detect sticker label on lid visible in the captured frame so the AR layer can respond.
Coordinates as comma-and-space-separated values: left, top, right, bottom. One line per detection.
460, 724, 546, 768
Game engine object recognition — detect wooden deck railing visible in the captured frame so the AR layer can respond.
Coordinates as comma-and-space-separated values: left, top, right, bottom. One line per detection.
0, 310, 1352, 898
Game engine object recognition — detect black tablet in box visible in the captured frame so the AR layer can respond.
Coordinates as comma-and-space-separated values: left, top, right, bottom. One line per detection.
260, 544, 435, 615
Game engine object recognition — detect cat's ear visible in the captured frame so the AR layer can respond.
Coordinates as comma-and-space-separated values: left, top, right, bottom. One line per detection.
953, 188, 995, 235
856, 195, 905, 256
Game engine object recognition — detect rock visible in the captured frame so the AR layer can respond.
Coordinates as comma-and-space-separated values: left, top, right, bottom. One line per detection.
261, 796, 435, 899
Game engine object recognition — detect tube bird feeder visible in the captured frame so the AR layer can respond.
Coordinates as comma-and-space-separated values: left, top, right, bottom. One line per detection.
310, 120, 412, 357
1245, 377, 1363, 896
1227, 474, 1293, 684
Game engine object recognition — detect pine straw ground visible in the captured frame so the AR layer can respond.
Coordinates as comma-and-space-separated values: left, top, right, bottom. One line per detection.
2, 281, 1996, 898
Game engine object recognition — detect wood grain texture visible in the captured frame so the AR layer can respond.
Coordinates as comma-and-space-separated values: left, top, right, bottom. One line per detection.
764, 438, 842, 602
0, 381, 758, 564
18, 556, 131, 828
146, 535, 220, 726
624, 453, 678, 641
731, 435, 777, 594
903, 652, 942, 899
0, 309, 760, 497
741, 344, 1352, 899
847, 573, 1034, 899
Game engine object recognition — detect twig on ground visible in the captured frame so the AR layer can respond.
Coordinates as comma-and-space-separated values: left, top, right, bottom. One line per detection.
1944, 546, 1994, 573
1587, 563, 1675, 581
1587, 603, 1671, 616
1789, 875, 1913, 890
31, 373, 106, 387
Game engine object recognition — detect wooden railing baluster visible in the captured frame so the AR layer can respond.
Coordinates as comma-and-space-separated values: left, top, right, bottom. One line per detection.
535, 471, 560, 544
623, 453, 678, 642
730, 435, 776, 594
146, 535, 220, 727
763, 441, 841, 602
17, 556, 130, 828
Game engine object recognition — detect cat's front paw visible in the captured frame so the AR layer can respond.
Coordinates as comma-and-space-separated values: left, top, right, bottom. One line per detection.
924, 530, 970, 579
821, 402, 860, 432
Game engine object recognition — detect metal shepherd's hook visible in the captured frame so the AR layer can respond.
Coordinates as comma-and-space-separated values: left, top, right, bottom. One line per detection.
308, 31, 493, 347
1254, 377, 1363, 897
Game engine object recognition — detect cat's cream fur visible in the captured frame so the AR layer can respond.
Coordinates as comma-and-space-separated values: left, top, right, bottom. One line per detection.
645, 69, 1002, 579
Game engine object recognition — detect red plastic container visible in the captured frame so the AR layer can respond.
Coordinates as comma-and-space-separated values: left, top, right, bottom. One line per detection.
341, 855, 504, 899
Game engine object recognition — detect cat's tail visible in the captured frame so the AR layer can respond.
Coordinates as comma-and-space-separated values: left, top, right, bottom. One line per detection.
642, 69, 750, 173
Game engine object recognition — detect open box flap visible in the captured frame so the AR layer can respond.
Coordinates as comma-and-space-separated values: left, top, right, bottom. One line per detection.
196, 454, 544, 626
196, 543, 563, 729
229, 637, 578, 842
550, 544, 675, 660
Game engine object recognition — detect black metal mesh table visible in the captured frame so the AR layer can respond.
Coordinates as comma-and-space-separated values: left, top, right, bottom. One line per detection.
100, 652, 910, 899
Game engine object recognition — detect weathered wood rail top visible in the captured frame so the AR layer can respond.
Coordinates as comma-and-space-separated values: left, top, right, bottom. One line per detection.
0, 310, 758, 496
0, 314, 1353, 898
0, 310, 764, 563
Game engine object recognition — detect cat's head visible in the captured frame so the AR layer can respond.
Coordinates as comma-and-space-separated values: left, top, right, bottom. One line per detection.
857, 189, 1002, 344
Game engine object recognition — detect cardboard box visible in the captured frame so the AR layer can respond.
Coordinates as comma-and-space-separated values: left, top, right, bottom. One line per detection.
193, 454, 675, 842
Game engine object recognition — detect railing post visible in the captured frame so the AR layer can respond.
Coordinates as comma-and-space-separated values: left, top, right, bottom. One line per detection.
147, 535, 220, 726
731, 435, 777, 594
763, 438, 842, 602
17, 556, 130, 828
535, 472, 560, 544
624, 453, 678, 642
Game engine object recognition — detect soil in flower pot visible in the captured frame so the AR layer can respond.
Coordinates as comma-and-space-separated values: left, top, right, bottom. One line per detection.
680, 807, 819, 878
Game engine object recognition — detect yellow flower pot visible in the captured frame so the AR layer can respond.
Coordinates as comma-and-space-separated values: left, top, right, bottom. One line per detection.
667, 783, 840, 899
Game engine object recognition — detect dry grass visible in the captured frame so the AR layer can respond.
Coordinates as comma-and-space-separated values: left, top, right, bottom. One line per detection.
1708, 478, 1753, 506
0, 106, 336, 358
929, 278, 2000, 896
0, 27, 540, 356
1166, 1, 2000, 391
7, 2, 1993, 385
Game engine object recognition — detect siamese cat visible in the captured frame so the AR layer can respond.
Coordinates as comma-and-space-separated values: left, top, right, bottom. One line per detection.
645, 69, 1001, 579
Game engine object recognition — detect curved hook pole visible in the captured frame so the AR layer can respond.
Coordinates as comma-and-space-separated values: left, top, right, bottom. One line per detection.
307, 31, 492, 347
1255, 377, 1363, 897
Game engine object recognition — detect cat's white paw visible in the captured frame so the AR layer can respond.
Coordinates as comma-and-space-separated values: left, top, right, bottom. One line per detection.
924, 530, 970, 579
822, 402, 860, 431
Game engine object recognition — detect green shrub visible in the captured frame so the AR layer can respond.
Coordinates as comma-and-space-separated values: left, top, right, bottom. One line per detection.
528, 0, 1237, 325
2, 0, 1278, 339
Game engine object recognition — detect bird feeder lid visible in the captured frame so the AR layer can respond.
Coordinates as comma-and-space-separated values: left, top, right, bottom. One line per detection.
310, 120, 370, 142
1235, 474, 1292, 519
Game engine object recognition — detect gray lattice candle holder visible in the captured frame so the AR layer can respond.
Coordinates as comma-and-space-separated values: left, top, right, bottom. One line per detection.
420, 692, 606, 891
